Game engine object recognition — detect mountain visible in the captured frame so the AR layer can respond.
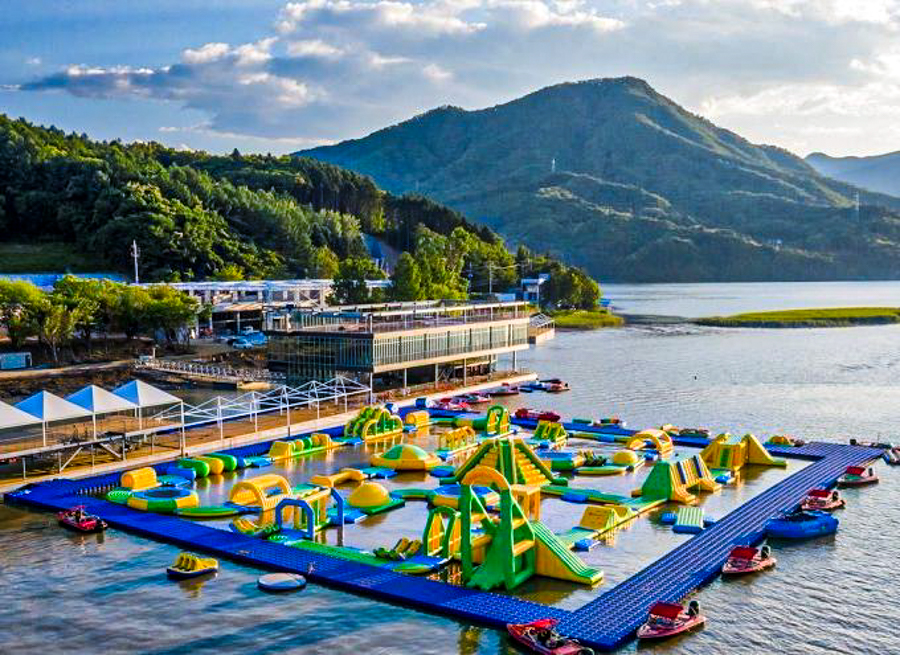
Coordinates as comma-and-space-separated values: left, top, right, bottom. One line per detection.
298, 77, 900, 282
806, 151, 900, 198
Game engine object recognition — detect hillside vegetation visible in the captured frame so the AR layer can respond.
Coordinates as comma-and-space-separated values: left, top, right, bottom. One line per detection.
300, 77, 900, 282
0, 115, 597, 307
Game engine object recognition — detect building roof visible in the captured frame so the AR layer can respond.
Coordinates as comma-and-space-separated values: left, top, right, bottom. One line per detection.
67, 385, 138, 414
0, 400, 42, 430
112, 379, 182, 408
15, 391, 93, 422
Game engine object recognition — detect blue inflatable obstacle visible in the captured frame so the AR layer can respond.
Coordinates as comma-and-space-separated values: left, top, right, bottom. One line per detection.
766, 509, 838, 539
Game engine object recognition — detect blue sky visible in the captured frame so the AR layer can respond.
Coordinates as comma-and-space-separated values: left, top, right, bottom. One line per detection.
4, 1, 900, 156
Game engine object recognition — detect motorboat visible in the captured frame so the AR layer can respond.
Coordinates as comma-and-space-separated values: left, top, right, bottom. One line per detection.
637, 601, 705, 640
507, 619, 594, 655
800, 488, 845, 511
722, 545, 776, 575
765, 509, 838, 539
837, 466, 879, 488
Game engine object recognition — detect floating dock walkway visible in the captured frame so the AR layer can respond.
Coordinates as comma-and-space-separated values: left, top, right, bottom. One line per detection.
5, 424, 882, 651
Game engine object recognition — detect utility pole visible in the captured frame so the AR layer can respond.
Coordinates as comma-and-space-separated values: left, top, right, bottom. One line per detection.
130, 240, 140, 284
488, 263, 493, 295
855, 192, 860, 222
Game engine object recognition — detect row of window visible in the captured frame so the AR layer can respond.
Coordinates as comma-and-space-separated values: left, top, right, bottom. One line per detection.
372, 324, 527, 366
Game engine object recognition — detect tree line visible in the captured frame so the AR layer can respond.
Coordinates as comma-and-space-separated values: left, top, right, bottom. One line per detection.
0, 276, 199, 363
0, 114, 601, 309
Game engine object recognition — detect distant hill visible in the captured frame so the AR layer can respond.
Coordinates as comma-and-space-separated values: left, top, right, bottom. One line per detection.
299, 77, 900, 281
806, 151, 900, 198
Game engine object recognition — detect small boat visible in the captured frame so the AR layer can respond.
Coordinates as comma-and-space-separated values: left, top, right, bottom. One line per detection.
506, 619, 594, 655
722, 545, 776, 575
167, 552, 219, 579
542, 378, 570, 393
765, 509, 838, 539
489, 384, 520, 397
637, 601, 705, 641
800, 488, 845, 511
837, 465, 879, 488
881, 449, 900, 466
515, 408, 562, 422
57, 506, 107, 534
457, 393, 490, 405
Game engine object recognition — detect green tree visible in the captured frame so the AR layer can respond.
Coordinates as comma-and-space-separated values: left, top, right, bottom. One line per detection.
52, 275, 106, 349
210, 263, 245, 281
331, 258, 385, 304
145, 285, 199, 346
112, 285, 151, 340
309, 246, 340, 278
0, 279, 43, 348
35, 298, 79, 364
390, 252, 423, 301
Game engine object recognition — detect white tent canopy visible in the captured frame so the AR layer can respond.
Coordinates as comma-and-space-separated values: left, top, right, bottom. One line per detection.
112, 380, 182, 409
67, 385, 137, 414
0, 400, 42, 430
16, 390, 93, 422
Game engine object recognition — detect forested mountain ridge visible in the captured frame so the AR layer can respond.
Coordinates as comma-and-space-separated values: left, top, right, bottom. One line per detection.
0, 114, 598, 307
806, 150, 900, 198
299, 76, 900, 281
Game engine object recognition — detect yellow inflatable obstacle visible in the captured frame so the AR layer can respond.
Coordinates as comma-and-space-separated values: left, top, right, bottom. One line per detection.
269, 433, 337, 460
310, 468, 367, 487
532, 420, 567, 446
371, 444, 441, 471
229, 474, 292, 512
634, 453, 721, 504
701, 433, 788, 473
625, 429, 674, 457
120, 467, 158, 491
404, 410, 430, 429
344, 405, 403, 442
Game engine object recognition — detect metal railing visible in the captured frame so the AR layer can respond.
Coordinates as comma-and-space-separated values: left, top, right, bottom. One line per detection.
138, 358, 286, 383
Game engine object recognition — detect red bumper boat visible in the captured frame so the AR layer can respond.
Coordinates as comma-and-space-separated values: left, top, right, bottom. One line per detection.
637, 601, 705, 641
722, 545, 776, 575
507, 619, 594, 655
837, 466, 879, 488
801, 488, 845, 511
58, 506, 107, 534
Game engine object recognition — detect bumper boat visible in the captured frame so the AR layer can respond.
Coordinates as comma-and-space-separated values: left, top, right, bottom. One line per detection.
57, 506, 107, 533
884, 448, 900, 465
722, 545, 776, 575
837, 466, 879, 488
167, 552, 219, 579
515, 408, 562, 422
766, 509, 838, 539
637, 601, 705, 640
507, 619, 594, 655
801, 488, 845, 511
488, 384, 520, 397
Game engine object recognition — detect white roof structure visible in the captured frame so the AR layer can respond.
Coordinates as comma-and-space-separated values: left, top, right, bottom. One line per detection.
15, 390, 93, 423
67, 385, 138, 414
112, 380, 182, 408
0, 400, 42, 430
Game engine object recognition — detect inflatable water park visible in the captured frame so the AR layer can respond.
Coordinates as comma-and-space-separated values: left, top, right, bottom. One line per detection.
6, 398, 889, 652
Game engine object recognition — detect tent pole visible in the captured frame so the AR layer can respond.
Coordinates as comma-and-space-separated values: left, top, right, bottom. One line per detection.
217, 397, 223, 442
42, 421, 47, 447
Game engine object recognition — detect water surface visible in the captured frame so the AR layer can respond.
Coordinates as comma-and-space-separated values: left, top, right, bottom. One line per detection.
3, 282, 898, 655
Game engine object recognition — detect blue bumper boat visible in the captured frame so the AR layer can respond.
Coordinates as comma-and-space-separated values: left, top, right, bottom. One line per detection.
766, 509, 838, 539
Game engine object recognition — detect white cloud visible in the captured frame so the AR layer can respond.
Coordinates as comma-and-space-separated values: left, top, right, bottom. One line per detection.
15, 0, 900, 154
26, 56, 42, 66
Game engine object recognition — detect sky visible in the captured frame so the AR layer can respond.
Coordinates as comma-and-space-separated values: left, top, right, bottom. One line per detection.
3, 0, 900, 156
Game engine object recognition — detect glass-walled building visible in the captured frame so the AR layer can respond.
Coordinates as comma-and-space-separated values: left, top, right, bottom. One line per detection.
266, 301, 531, 388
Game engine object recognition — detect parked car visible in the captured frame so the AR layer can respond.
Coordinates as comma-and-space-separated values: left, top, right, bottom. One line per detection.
231, 338, 255, 350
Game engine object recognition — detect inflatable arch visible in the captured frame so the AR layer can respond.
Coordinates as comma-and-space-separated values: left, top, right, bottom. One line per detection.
229, 474, 291, 512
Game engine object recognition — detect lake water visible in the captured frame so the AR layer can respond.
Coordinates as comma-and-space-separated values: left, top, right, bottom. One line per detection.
3, 282, 899, 655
